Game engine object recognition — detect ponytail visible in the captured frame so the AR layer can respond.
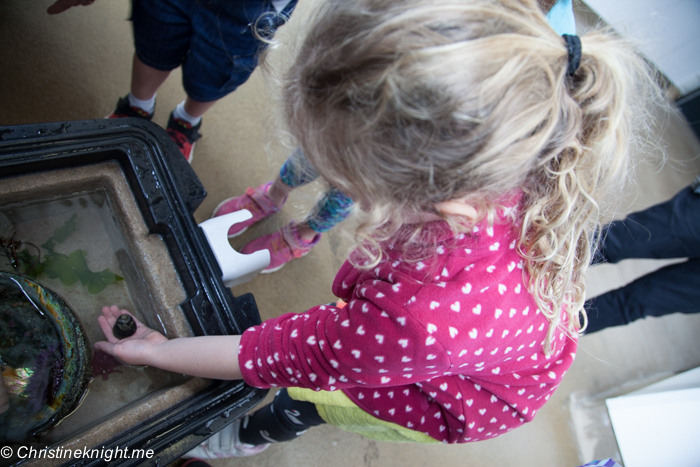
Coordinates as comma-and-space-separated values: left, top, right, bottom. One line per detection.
521, 27, 666, 353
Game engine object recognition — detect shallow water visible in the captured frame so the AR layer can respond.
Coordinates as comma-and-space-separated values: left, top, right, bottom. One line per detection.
0, 189, 187, 444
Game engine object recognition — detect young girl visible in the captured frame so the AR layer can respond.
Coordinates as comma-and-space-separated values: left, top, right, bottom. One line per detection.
95, 0, 660, 457
211, 0, 578, 273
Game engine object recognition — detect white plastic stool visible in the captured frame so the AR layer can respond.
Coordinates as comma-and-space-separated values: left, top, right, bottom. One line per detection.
199, 210, 270, 288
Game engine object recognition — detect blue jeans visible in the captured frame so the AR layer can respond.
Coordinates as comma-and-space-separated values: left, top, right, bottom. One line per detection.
585, 182, 700, 333
131, 0, 296, 102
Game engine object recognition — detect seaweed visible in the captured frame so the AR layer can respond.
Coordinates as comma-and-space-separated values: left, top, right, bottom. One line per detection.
17, 214, 123, 294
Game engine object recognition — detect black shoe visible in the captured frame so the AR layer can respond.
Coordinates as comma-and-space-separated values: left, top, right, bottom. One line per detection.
166, 112, 202, 163
107, 95, 154, 120
180, 459, 212, 467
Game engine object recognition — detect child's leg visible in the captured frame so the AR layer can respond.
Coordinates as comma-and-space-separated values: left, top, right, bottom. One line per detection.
108, 0, 190, 120
264, 147, 322, 209
290, 186, 355, 243
304, 186, 355, 234
585, 183, 700, 333
239, 179, 354, 272
230, 148, 354, 268
238, 388, 326, 445
598, 184, 700, 263
278, 147, 321, 188
278, 147, 355, 240
585, 258, 700, 333
239, 186, 354, 272
184, 389, 324, 459
130, 54, 171, 102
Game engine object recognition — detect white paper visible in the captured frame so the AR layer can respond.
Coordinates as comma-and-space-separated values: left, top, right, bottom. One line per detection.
606, 368, 700, 467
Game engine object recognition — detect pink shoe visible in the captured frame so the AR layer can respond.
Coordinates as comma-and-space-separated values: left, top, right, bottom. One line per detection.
212, 182, 282, 238
241, 223, 320, 273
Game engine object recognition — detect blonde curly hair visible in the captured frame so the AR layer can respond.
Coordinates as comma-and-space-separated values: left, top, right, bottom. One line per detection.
283, 0, 664, 353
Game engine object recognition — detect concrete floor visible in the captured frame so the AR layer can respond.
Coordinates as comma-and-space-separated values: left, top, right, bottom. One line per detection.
1, 1, 700, 466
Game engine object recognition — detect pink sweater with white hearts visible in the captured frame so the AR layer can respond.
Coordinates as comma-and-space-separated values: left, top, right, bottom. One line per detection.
239, 211, 577, 443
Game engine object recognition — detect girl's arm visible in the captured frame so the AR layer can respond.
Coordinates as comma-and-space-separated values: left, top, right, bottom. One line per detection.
95, 305, 243, 380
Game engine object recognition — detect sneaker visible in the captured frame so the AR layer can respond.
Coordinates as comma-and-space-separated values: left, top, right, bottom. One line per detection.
180, 460, 212, 467
212, 182, 283, 238
107, 95, 154, 120
241, 223, 320, 273
166, 112, 202, 163
183, 418, 269, 459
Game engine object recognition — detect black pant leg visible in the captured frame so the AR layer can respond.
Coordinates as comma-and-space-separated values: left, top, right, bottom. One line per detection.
238, 389, 326, 446
600, 186, 700, 263
585, 258, 700, 333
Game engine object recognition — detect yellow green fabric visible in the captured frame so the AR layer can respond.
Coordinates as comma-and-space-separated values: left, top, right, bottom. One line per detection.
287, 387, 440, 444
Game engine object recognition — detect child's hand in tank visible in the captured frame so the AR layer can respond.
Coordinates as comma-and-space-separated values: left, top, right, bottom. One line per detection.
95, 306, 244, 379
95, 305, 168, 367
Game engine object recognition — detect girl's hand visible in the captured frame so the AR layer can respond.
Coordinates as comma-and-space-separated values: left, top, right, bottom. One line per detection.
95, 305, 168, 366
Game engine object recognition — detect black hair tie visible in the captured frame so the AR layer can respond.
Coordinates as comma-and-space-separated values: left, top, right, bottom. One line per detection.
562, 34, 581, 77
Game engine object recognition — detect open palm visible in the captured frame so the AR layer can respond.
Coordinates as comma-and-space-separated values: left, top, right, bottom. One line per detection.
95, 305, 168, 366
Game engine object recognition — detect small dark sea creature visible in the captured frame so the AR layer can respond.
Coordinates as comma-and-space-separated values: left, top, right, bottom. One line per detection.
1, 234, 41, 272
0, 272, 91, 443
113, 314, 137, 339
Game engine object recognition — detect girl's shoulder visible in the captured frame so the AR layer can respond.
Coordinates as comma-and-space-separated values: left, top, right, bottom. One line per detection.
332, 193, 525, 300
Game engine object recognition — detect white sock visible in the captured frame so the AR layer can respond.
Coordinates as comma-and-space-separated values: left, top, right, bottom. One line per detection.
172, 101, 202, 126
127, 93, 155, 114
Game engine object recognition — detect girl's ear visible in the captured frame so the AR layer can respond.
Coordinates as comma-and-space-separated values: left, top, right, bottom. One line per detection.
435, 199, 477, 220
